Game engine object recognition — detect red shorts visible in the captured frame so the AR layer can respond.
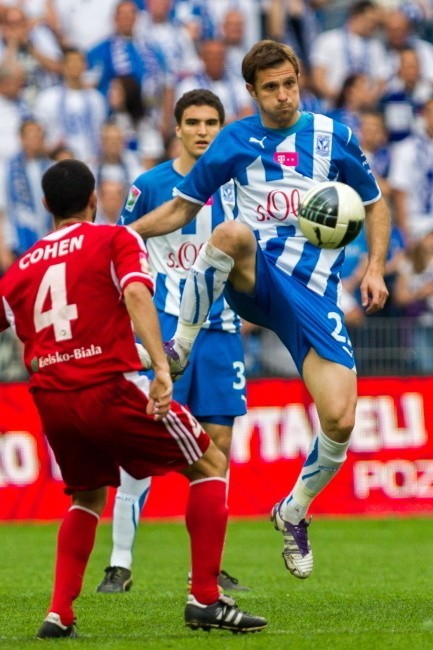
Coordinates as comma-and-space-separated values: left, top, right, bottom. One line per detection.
33, 372, 210, 494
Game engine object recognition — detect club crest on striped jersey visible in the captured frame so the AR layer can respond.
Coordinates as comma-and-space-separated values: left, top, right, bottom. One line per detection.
315, 135, 330, 157
125, 185, 141, 212
273, 152, 299, 166
221, 181, 235, 204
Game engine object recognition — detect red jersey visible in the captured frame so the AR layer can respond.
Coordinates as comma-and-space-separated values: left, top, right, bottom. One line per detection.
0, 222, 153, 390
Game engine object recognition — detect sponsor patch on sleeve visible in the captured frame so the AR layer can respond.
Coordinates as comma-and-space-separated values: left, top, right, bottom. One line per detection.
125, 185, 141, 212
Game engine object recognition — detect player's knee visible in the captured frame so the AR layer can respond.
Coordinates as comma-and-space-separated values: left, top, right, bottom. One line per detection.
210, 221, 254, 258
323, 410, 355, 443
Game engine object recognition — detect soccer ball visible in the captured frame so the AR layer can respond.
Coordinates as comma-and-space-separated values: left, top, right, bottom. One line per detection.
298, 181, 365, 249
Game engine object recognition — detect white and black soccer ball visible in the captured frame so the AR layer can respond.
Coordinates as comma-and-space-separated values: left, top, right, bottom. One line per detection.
298, 181, 365, 249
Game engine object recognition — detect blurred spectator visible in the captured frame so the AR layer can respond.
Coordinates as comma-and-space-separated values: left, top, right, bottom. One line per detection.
358, 110, 392, 200
0, 59, 30, 270
240, 319, 264, 377
0, 328, 27, 381
135, 0, 202, 83
94, 178, 128, 224
380, 224, 408, 317
94, 122, 142, 187
339, 284, 366, 326
173, 0, 215, 44
318, 0, 354, 31
388, 95, 433, 244
1, 119, 52, 264
299, 60, 327, 112
310, 0, 390, 105
163, 130, 182, 160
107, 75, 164, 169
265, 0, 326, 70
0, 5, 61, 107
203, 0, 261, 49
86, 0, 145, 97
49, 0, 121, 51
175, 38, 255, 122
134, 0, 199, 138
34, 47, 107, 166
382, 7, 433, 84
258, 328, 300, 377
0, 1, 51, 24
0, 213, 13, 272
48, 144, 75, 162
86, 0, 173, 140
220, 8, 249, 81
416, 1, 433, 44
379, 47, 431, 143
135, 39, 174, 140
393, 230, 433, 373
241, 320, 299, 378
340, 229, 368, 307
327, 73, 376, 137
0, 59, 28, 169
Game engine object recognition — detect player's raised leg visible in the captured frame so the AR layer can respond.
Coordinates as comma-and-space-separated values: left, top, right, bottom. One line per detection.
168, 222, 256, 372
272, 350, 356, 578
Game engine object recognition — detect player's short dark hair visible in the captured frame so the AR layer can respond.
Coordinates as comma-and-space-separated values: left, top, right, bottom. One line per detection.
42, 160, 96, 219
242, 39, 300, 86
174, 89, 225, 125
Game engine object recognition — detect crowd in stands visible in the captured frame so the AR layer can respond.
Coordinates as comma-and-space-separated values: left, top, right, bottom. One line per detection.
2, 0, 433, 378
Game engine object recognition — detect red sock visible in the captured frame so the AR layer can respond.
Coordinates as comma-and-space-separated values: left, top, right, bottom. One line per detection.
186, 478, 228, 605
49, 506, 99, 626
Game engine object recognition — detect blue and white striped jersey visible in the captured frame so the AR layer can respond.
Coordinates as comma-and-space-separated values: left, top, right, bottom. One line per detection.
175, 112, 381, 298
119, 160, 241, 333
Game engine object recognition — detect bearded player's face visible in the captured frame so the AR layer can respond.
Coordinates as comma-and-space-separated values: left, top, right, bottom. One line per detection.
247, 62, 301, 130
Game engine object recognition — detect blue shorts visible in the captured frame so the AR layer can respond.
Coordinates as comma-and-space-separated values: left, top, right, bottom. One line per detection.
224, 247, 356, 376
156, 313, 247, 424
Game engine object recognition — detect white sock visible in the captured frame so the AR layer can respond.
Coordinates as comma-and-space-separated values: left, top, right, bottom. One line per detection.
282, 430, 350, 524
110, 471, 151, 569
175, 243, 234, 353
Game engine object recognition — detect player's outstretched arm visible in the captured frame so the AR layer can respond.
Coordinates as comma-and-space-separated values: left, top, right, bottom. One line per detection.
360, 196, 391, 315
124, 282, 172, 420
129, 196, 201, 239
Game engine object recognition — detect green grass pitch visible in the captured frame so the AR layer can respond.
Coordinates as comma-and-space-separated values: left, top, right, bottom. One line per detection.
0, 517, 432, 649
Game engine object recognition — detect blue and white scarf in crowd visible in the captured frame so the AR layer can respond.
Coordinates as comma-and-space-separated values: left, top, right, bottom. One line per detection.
58, 87, 101, 161
6, 152, 52, 256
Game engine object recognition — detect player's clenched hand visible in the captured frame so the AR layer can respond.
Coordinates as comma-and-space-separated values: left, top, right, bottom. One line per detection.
360, 268, 389, 314
147, 370, 172, 420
